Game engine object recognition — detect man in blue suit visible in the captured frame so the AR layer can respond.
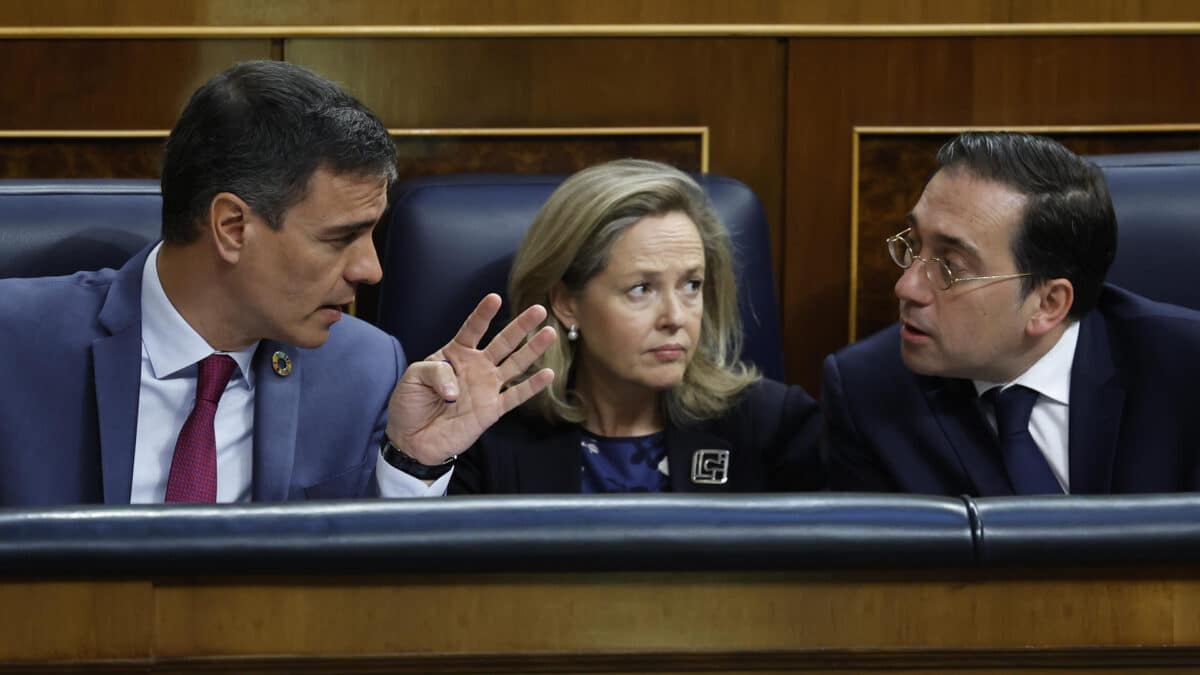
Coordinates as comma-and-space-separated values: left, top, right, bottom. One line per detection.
823, 132, 1200, 495
0, 60, 555, 506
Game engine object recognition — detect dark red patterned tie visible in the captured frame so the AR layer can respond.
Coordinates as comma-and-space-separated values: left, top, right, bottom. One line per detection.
165, 354, 237, 503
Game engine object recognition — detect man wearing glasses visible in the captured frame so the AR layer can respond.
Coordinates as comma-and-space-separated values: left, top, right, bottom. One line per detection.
821, 131, 1200, 496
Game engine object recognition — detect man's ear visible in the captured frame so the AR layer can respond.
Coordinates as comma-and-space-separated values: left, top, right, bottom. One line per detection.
548, 282, 579, 329
1026, 278, 1074, 337
208, 192, 253, 264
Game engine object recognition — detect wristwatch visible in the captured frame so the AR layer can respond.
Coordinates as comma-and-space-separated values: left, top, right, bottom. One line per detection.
380, 437, 456, 480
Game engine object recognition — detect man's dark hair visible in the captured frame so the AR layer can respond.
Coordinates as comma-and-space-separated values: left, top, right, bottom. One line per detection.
160, 60, 398, 243
936, 132, 1116, 318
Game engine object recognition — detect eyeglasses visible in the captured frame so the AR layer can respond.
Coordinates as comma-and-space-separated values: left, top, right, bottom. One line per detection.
886, 228, 1031, 291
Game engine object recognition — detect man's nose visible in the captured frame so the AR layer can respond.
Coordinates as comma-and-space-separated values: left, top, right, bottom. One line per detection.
346, 236, 383, 286
894, 261, 932, 306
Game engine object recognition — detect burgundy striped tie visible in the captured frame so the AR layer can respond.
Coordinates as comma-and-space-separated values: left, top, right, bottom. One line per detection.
164, 354, 237, 503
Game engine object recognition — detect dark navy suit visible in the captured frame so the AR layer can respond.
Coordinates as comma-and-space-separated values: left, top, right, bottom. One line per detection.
450, 379, 824, 494
0, 245, 405, 506
822, 285, 1200, 496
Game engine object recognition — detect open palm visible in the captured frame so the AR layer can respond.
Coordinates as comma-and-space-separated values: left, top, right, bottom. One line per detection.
385, 294, 555, 465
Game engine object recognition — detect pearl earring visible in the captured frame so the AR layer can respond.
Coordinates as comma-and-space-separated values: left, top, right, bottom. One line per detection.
567, 324, 579, 341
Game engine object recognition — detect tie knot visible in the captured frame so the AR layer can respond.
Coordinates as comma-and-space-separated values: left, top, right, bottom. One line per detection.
196, 354, 237, 403
986, 384, 1040, 438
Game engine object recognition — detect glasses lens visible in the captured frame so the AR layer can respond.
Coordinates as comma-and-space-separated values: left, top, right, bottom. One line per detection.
888, 237, 913, 268
930, 260, 954, 290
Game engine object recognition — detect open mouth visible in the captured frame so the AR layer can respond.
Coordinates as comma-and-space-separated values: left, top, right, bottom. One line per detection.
316, 303, 349, 322
901, 320, 932, 339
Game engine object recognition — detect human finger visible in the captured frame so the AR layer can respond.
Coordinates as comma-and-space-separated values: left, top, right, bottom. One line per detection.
447, 293, 502, 351
399, 359, 459, 402
497, 325, 557, 383
498, 368, 555, 415
482, 304, 548, 365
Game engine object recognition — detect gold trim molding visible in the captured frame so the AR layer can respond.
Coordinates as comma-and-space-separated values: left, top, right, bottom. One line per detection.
848, 123, 1200, 342
3, 22, 1200, 39
0, 130, 170, 138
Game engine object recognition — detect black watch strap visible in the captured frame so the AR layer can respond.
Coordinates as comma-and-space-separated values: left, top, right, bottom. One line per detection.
380, 437, 456, 480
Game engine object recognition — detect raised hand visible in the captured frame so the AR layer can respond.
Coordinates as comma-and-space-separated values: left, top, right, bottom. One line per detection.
385, 294, 556, 466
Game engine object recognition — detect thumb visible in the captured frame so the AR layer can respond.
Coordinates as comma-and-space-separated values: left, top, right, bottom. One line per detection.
400, 359, 459, 402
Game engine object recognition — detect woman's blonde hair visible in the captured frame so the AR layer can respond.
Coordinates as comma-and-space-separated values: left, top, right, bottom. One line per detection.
508, 158, 760, 426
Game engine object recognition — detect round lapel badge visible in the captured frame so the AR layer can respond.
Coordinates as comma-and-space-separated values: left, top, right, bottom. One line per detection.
271, 350, 292, 377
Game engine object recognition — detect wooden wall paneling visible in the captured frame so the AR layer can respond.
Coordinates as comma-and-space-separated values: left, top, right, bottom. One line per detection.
1007, 0, 1200, 23
289, 37, 789, 303
0, 40, 272, 130
0, 137, 165, 178
967, 36, 1200, 124
785, 35, 1200, 393
0, 1, 1026, 28
250, 0, 1008, 27
6, 0, 1200, 27
149, 569, 1200, 657
0, 581, 153, 662
7, 568, 1200, 670
0, 130, 702, 184
388, 131, 704, 182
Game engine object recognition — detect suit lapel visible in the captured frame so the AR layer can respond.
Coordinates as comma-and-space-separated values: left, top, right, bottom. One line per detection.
251, 341, 300, 501
1067, 312, 1124, 494
514, 425, 581, 493
922, 377, 1015, 496
666, 425, 733, 492
93, 247, 152, 504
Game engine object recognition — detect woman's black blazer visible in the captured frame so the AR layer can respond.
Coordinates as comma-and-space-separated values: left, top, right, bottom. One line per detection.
449, 378, 824, 494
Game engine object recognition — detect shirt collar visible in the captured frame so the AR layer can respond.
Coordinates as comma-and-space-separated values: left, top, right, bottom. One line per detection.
140, 242, 258, 385
973, 320, 1079, 405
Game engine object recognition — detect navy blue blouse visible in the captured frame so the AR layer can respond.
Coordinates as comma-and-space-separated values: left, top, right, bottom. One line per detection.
579, 430, 670, 493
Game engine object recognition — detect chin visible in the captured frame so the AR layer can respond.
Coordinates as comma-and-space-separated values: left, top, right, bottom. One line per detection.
284, 326, 333, 350
641, 372, 686, 391
899, 346, 945, 377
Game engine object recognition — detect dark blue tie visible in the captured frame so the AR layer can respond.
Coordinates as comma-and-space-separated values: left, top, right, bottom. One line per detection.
985, 385, 1064, 495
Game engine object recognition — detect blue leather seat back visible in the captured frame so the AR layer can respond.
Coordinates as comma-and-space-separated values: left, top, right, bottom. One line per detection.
1092, 151, 1200, 310
379, 173, 785, 380
0, 180, 161, 279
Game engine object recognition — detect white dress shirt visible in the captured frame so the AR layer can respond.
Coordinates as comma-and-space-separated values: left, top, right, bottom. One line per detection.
131, 244, 449, 502
973, 321, 1080, 493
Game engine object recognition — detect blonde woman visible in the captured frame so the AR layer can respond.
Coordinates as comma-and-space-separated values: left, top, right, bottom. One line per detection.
450, 160, 822, 493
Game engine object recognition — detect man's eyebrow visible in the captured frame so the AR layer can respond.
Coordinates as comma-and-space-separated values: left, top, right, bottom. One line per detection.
929, 232, 981, 261
322, 220, 376, 237
905, 213, 981, 261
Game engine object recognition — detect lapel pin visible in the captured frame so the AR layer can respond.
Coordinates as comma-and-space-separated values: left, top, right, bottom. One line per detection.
271, 350, 292, 377
690, 449, 730, 485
